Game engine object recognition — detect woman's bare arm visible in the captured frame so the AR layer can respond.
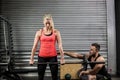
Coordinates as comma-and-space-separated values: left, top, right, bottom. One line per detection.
30, 30, 41, 64
56, 30, 64, 58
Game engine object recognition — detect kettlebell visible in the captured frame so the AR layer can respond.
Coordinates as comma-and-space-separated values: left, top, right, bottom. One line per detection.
64, 73, 71, 80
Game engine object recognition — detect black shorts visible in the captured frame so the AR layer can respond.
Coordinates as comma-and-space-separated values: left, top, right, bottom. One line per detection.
96, 74, 111, 80
96, 74, 105, 80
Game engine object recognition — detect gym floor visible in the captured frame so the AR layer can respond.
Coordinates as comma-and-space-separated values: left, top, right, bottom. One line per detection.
22, 76, 120, 80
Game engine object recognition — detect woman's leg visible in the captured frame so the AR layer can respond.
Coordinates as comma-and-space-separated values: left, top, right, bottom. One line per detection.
38, 56, 47, 80
49, 56, 58, 80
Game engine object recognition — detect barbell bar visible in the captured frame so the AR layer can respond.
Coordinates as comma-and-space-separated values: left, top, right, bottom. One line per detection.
0, 61, 105, 66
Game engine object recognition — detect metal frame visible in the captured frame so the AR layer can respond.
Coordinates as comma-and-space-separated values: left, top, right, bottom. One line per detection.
106, 0, 116, 75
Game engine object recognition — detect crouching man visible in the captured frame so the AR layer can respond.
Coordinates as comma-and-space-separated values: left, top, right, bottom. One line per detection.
64, 43, 111, 80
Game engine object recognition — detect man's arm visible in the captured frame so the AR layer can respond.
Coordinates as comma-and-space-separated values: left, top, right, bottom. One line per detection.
88, 56, 105, 75
64, 51, 84, 59
80, 56, 105, 75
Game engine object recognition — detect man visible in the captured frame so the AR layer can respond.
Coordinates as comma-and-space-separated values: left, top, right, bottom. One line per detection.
64, 43, 111, 80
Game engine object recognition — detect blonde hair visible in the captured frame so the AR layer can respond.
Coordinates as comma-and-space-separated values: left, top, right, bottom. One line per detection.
43, 14, 54, 30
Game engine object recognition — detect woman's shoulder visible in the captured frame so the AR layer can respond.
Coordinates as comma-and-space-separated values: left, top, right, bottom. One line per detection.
36, 29, 43, 35
54, 29, 60, 33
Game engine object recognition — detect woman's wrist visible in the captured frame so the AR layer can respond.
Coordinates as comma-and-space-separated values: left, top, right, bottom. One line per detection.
30, 55, 34, 60
61, 55, 64, 59
61, 54, 64, 58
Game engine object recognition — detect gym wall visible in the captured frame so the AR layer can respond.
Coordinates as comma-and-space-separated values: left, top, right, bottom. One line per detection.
0, 0, 116, 76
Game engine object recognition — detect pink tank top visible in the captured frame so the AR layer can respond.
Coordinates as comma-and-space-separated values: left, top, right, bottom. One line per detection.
38, 30, 57, 57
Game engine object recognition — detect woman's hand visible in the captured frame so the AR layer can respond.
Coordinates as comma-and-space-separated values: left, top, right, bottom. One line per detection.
60, 57, 65, 65
29, 59, 34, 64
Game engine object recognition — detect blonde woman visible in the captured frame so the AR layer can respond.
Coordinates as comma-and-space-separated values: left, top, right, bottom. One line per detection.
29, 14, 65, 80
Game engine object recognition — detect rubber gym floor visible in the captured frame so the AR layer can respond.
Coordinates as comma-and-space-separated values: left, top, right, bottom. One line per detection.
22, 76, 120, 80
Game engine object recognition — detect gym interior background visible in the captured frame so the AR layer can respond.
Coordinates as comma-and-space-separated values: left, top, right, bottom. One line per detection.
0, 0, 120, 80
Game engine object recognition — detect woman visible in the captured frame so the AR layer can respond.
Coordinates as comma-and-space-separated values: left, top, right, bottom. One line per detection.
29, 14, 65, 80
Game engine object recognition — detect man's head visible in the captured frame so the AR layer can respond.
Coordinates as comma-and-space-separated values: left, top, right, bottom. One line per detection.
89, 43, 100, 57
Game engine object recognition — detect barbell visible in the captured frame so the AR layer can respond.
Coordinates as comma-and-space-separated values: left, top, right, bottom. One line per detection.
0, 61, 105, 66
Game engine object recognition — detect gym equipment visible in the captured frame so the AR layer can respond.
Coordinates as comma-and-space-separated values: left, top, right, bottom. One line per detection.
60, 55, 105, 80
60, 63, 82, 79
0, 59, 105, 80
0, 53, 105, 80
0, 16, 20, 80
64, 73, 71, 80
